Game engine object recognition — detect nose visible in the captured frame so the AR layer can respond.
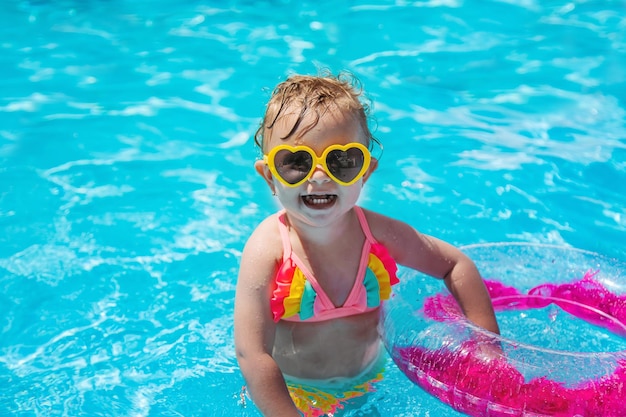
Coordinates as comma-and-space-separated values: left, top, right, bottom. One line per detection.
308, 164, 332, 184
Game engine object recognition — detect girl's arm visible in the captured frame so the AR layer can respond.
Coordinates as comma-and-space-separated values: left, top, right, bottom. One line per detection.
234, 219, 302, 417
367, 210, 500, 334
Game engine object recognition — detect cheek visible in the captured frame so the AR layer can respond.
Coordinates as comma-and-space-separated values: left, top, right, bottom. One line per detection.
343, 182, 365, 200
274, 183, 299, 197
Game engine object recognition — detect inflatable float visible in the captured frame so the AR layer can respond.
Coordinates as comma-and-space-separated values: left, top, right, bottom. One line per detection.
381, 243, 626, 417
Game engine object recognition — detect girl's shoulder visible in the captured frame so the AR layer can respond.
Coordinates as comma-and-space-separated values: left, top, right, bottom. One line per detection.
358, 207, 419, 247
238, 212, 285, 288
254, 211, 282, 233
243, 212, 284, 260
359, 207, 408, 233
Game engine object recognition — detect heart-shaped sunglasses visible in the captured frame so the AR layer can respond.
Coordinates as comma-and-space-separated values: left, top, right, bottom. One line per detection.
263, 143, 371, 187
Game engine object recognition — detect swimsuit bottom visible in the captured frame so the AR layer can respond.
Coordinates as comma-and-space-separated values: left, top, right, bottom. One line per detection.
284, 349, 387, 417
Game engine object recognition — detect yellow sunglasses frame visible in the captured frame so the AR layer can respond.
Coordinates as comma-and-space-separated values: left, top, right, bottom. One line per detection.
263, 143, 372, 187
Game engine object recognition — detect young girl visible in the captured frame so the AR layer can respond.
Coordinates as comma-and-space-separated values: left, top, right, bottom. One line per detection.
234, 73, 500, 417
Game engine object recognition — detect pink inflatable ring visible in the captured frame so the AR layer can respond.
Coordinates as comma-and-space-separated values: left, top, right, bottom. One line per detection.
381, 243, 626, 417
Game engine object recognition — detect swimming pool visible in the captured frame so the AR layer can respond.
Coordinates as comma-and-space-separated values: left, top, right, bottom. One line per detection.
1, 0, 625, 415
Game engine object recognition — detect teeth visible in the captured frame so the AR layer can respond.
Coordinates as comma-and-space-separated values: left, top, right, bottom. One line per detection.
311, 197, 329, 204
303, 195, 336, 205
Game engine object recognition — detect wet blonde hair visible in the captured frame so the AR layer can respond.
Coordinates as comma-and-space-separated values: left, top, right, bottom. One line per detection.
254, 72, 374, 152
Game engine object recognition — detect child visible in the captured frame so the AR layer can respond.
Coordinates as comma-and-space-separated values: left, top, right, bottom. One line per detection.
234, 72, 500, 417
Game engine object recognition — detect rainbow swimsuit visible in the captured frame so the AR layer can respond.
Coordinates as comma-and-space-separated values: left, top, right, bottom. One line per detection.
270, 206, 399, 323
286, 357, 386, 417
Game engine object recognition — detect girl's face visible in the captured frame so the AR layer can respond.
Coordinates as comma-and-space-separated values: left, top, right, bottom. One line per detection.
255, 109, 377, 228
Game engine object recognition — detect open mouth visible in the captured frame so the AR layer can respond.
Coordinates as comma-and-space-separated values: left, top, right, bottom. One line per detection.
302, 194, 337, 208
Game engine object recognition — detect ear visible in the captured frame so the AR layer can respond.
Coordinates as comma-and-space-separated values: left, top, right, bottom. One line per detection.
254, 160, 277, 193
362, 158, 378, 184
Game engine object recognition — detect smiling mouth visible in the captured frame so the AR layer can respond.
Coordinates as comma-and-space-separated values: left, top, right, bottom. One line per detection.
302, 194, 337, 207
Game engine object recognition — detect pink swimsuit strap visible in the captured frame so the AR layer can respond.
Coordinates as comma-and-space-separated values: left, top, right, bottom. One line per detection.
270, 207, 399, 323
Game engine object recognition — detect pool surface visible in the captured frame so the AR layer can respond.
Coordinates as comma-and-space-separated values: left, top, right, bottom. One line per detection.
1, 0, 625, 416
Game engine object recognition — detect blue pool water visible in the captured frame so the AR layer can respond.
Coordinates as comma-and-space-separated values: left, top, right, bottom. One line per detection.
1, 0, 625, 415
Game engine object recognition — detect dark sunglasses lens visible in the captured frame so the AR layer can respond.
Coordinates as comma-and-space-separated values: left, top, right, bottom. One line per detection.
274, 149, 313, 184
326, 148, 365, 183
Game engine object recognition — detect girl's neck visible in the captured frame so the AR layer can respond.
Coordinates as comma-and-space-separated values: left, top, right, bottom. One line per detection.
284, 208, 358, 246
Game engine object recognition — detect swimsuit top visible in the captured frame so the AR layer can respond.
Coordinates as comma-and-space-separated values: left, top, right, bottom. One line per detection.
270, 206, 399, 323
